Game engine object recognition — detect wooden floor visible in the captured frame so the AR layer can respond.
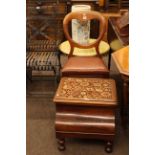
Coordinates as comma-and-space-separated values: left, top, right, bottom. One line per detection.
26, 55, 129, 155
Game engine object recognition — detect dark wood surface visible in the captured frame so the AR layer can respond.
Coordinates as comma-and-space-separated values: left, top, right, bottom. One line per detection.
121, 74, 129, 126
27, 1, 66, 40
56, 105, 115, 153
56, 105, 115, 136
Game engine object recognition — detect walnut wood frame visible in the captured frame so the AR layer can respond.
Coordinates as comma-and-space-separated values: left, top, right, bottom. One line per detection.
63, 11, 106, 56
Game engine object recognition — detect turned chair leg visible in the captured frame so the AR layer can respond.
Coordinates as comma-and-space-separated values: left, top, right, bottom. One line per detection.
105, 141, 113, 153
26, 67, 32, 82
57, 138, 65, 151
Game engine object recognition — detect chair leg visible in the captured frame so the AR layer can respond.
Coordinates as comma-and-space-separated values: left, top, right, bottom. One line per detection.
108, 49, 112, 70
56, 50, 62, 83
26, 67, 32, 82
58, 50, 62, 69
56, 74, 60, 83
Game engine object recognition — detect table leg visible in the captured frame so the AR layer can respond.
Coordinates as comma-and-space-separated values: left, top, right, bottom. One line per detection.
121, 75, 129, 126
26, 67, 32, 82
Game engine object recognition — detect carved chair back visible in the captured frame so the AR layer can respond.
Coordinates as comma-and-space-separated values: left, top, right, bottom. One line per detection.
63, 11, 106, 56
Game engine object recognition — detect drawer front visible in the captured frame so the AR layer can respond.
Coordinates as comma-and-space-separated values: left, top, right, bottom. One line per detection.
55, 105, 116, 134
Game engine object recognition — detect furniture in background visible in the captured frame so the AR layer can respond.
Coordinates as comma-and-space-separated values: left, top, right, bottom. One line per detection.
66, 0, 129, 12
61, 11, 109, 78
107, 10, 129, 69
26, 0, 67, 79
119, 0, 129, 9
53, 77, 118, 153
105, 0, 129, 11
112, 46, 129, 125
26, 40, 61, 80
100, 12, 121, 41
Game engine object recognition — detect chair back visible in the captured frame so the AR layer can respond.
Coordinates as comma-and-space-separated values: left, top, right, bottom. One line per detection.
63, 11, 106, 56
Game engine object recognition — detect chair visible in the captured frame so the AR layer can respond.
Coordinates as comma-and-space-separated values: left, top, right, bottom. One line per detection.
26, 3, 67, 81
26, 39, 61, 80
61, 11, 109, 78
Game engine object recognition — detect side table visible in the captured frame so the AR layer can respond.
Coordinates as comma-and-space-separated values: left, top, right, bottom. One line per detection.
112, 46, 129, 126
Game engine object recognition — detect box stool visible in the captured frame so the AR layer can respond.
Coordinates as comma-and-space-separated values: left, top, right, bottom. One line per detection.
53, 77, 117, 153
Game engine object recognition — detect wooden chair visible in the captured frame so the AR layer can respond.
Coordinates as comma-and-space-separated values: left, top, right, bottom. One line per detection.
26, 2, 67, 80
26, 39, 61, 80
61, 11, 109, 78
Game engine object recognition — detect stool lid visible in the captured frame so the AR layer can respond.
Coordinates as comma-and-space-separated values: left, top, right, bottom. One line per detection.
53, 77, 117, 107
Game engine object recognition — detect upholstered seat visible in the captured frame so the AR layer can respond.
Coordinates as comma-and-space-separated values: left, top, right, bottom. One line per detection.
62, 56, 109, 77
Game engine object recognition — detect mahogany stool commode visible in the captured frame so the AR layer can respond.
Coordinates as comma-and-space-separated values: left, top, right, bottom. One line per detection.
53, 77, 118, 153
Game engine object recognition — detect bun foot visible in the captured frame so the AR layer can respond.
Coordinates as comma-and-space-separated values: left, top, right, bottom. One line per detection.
105, 141, 113, 153
57, 138, 65, 151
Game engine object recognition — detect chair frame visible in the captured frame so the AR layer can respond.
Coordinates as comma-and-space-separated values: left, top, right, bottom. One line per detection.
63, 11, 107, 57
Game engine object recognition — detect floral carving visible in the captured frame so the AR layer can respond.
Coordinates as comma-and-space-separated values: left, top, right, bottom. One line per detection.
56, 78, 114, 101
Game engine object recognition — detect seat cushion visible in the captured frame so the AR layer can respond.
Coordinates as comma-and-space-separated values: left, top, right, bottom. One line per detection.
61, 56, 109, 77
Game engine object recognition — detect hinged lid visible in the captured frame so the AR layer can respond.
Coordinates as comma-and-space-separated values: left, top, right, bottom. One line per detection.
53, 77, 117, 107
